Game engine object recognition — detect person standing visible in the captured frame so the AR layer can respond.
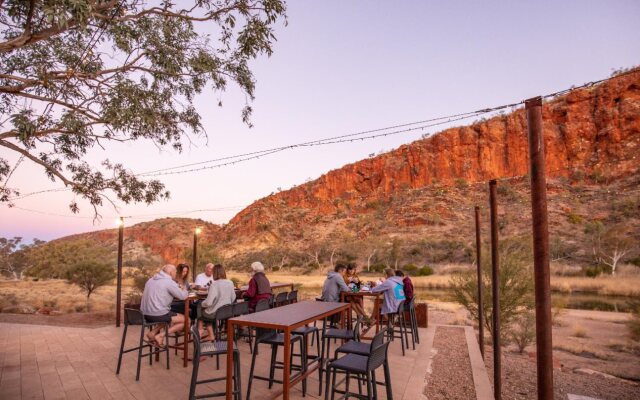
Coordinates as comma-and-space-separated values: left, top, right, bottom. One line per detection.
243, 261, 272, 311
140, 264, 188, 346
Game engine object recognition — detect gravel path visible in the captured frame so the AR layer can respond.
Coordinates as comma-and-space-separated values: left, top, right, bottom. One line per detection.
425, 326, 477, 400
484, 348, 640, 400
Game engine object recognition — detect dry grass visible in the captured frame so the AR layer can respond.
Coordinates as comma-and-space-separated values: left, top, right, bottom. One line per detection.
572, 324, 589, 338
553, 342, 613, 360
551, 276, 640, 296
0, 279, 132, 314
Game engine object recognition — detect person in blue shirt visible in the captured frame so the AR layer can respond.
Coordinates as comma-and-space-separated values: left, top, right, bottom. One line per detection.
371, 268, 406, 315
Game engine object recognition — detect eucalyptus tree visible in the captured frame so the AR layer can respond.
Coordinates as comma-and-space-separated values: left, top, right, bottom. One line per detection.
0, 0, 287, 216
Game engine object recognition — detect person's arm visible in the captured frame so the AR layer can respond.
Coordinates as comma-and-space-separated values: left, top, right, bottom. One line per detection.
337, 277, 349, 293
202, 284, 218, 308
168, 281, 188, 300
371, 279, 391, 293
244, 278, 257, 298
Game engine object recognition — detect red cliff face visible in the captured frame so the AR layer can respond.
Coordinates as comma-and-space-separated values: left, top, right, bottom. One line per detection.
226, 71, 640, 237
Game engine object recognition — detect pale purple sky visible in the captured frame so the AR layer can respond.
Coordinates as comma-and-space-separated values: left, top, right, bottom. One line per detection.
2, 0, 640, 242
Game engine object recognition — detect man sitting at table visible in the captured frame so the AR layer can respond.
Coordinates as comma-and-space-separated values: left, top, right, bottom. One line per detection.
371, 268, 406, 316
243, 261, 272, 311
321, 264, 349, 302
194, 263, 214, 289
140, 264, 189, 346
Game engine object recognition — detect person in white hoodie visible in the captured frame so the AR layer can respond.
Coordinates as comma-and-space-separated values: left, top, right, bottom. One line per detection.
198, 264, 236, 340
140, 264, 188, 346
370, 268, 406, 315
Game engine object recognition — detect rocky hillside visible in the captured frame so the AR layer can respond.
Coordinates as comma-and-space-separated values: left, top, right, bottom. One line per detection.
22, 70, 640, 272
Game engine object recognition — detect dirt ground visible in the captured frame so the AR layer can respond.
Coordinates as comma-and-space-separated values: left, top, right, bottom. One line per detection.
430, 305, 640, 399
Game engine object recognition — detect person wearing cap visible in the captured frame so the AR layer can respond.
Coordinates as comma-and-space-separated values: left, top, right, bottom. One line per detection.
243, 261, 272, 311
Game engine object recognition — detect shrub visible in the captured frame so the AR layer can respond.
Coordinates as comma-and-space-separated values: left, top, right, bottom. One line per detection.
567, 213, 583, 224
271, 266, 280, 272
509, 310, 536, 354
65, 261, 116, 312
572, 325, 588, 338
370, 263, 386, 273
451, 237, 535, 341
402, 264, 418, 274
417, 266, 434, 276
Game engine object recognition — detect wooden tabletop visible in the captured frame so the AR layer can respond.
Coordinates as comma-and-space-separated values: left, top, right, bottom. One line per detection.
229, 300, 348, 329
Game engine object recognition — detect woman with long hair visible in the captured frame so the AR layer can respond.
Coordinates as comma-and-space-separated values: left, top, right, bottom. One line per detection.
198, 264, 236, 340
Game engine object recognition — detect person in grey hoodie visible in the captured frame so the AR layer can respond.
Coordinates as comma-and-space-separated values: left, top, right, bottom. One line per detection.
321, 264, 349, 302
371, 268, 406, 315
140, 264, 188, 346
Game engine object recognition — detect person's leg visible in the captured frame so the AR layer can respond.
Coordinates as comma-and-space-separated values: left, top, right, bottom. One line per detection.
155, 314, 184, 345
146, 325, 161, 342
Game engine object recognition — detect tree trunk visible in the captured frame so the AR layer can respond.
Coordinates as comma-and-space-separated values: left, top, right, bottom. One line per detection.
86, 293, 91, 312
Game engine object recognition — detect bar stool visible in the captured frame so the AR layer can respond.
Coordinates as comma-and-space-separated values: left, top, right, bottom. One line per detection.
324, 336, 393, 400
188, 324, 242, 400
403, 297, 419, 348
248, 299, 271, 354
318, 317, 361, 395
246, 328, 307, 399
273, 291, 289, 308
287, 289, 298, 304
386, 300, 408, 356
116, 308, 169, 381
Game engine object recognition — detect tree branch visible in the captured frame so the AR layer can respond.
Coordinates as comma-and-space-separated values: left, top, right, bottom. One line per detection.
0, 139, 73, 186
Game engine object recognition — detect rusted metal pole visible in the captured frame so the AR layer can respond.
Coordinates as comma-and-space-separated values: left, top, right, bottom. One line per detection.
526, 96, 554, 400
192, 230, 198, 282
489, 180, 501, 400
475, 206, 485, 359
116, 217, 124, 327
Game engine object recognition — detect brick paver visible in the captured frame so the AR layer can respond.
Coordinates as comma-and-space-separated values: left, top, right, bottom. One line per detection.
0, 322, 434, 399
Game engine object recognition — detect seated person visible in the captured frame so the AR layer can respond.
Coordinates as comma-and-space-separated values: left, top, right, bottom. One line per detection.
170, 263, 196, 318
198, 264, 236, 340
243, 261, 272, 311
194, 263, 214, 289
395, 269, 414, 310
343, 263, 369, 322
371, 268, 406, 316
321, 264, 349, 302
140, 264, 188, 346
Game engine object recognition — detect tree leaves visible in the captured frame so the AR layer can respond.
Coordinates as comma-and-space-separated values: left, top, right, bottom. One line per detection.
0, 0, 287, 217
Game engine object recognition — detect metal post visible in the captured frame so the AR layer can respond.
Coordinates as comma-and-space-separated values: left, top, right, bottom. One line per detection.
192, 229, 198, 282
526, 96, 554, 400
475, 206, 485, 359
116, 217, 124, 327
489, 180, 501, 400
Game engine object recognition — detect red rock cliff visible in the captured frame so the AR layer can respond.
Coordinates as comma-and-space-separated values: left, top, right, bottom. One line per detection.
227, 70, 640, 236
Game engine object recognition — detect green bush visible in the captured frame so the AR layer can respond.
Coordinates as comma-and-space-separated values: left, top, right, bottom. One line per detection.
65, 261, 116, 312
402, 264, 418, 274
271, 266, 280, 272
417, 266, 434, 276
369, 263, 386, 273
567, 213, 583, 224
451, 237, 534, 341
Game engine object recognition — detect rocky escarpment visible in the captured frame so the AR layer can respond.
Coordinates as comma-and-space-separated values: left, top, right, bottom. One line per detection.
226, 70, 640, 238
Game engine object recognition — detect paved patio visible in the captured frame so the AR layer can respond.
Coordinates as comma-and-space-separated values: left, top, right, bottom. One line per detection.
0, 321, 444, 400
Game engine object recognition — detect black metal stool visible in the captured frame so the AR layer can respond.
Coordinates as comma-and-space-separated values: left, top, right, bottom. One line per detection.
384, 300, 408, 356
403, 297, 419, 348
318, 317, 361, 395
188, 324, 242, 400
324, 336, 393, 400
116, 308, 169, 381
246, 328, 307, 399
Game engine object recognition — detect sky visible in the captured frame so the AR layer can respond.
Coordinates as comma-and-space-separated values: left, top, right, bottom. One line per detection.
2, 0, 640, 242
